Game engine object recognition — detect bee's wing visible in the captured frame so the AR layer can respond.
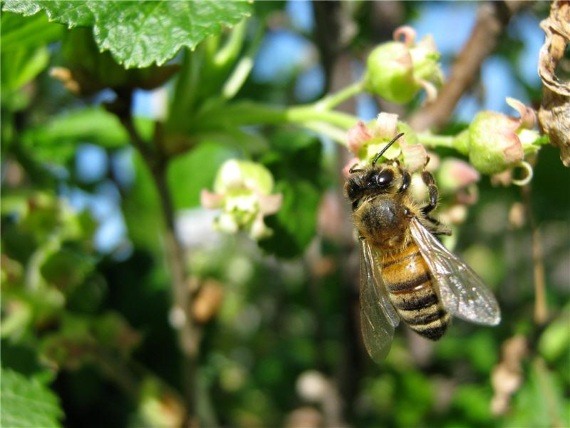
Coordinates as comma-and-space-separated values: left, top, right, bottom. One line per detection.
410, 218, 501, 326
359, 238, 400, 362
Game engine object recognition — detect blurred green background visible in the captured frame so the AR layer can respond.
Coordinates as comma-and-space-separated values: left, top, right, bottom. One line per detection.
1, 1, 568, 427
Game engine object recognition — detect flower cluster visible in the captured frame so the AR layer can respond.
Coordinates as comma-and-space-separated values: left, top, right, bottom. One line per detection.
345, 112, 428, 174
201, 160, 282, 240
345, 113, 484, 227
364, 26, 443, 104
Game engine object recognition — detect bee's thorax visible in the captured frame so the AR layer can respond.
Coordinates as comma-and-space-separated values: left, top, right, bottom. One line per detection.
354, 196, 412, 250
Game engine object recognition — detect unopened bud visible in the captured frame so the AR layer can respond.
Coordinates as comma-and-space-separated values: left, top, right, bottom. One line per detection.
468, 112, 524, 175
364, 26, 443, 104
467, 99, 541, 177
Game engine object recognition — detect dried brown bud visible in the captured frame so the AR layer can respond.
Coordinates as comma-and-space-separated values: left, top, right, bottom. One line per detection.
192, 279, 224, 324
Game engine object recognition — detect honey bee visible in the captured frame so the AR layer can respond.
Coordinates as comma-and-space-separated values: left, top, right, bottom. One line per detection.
345, 133, 500, 362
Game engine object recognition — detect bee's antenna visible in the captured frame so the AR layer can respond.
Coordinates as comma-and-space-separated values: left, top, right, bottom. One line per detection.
371, 132, 405, 166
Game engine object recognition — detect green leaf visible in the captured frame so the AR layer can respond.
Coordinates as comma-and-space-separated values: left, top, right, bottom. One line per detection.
259, 181, 321, 258
507, 359, 568, 428
1, 11, 63, 51
258, 130, 324, 258
23, 107, 129, 148
1, 11, 61, 103
0, 368, 63, 428
0, 341, 46, 379
3, 0, 252, 68
122, 152, 161, 253
91, 1, 252, 68
21, 108, 153, 165
1, 46, 49, 93
169, 140, 239, 210
40, 246, 96, 292
1, 1, 95, 26
539, 310, 570, 363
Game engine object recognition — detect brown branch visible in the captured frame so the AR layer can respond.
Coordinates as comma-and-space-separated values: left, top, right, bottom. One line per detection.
408, 1, 527, 131
109, 90, 201, 426
312, 1, 342, 93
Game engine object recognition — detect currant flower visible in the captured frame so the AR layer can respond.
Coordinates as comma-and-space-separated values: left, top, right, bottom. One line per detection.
201, 160, 282, 240
344, 112, 425, 174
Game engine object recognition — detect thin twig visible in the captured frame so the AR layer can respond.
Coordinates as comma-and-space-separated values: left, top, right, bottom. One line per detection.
409, 1, 527, 131
110, 90, 201, 425
521, 182, 548, 325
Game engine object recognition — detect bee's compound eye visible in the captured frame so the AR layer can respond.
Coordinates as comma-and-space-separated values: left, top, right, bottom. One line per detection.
376, 169, 394, 187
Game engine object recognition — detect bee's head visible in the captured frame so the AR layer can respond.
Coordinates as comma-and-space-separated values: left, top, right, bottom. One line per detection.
345, 164, 401, 203
344, 133, 406, 206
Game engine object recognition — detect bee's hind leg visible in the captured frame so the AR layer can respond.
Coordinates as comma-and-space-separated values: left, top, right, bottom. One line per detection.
420, 170, 438, 215
422, 215, 452, 236
418, 170, 452, 235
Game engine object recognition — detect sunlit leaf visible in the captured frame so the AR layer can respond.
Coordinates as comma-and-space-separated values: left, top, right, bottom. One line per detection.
1, 46, 49, 93
169, 140, 239, 210
21, 108, 153, 165
259, 180, 320, 258
3, 0, 252, 68
1, 11, 63, 51
258, 130, 323, 258
0, 368, 63, 428
507, 359, 568, 428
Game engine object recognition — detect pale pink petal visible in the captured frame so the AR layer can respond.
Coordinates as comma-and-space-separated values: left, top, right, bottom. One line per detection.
506, 97, 536, 129
502, 136, 524, 164
347, 121, 372, 155
342, 158, 360, 178
393, 26, 416, 46
401, 144, 428, 173
425, 151, 440, 172
374, 112, 399, 139
456, 185, 479, 205
200, 190, 224, 209
490, 170, 513, 187
417, 34, 438, 52
418, 79, 439, 103
258, 193, 283, 215
440, 204, 468, 225
448, 159, 480, 187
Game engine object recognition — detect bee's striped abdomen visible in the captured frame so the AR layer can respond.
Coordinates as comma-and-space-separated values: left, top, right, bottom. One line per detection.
380, 242, 450, 340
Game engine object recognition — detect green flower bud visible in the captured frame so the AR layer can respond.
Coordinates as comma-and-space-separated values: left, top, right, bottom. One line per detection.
364, 26, 443, 104
409, 35, 443, 97
462, 98, 543, 178
467, 99, 541, 177
213, 159, 274, 195
468, 111, 524, 174
364, 41, 420, 104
